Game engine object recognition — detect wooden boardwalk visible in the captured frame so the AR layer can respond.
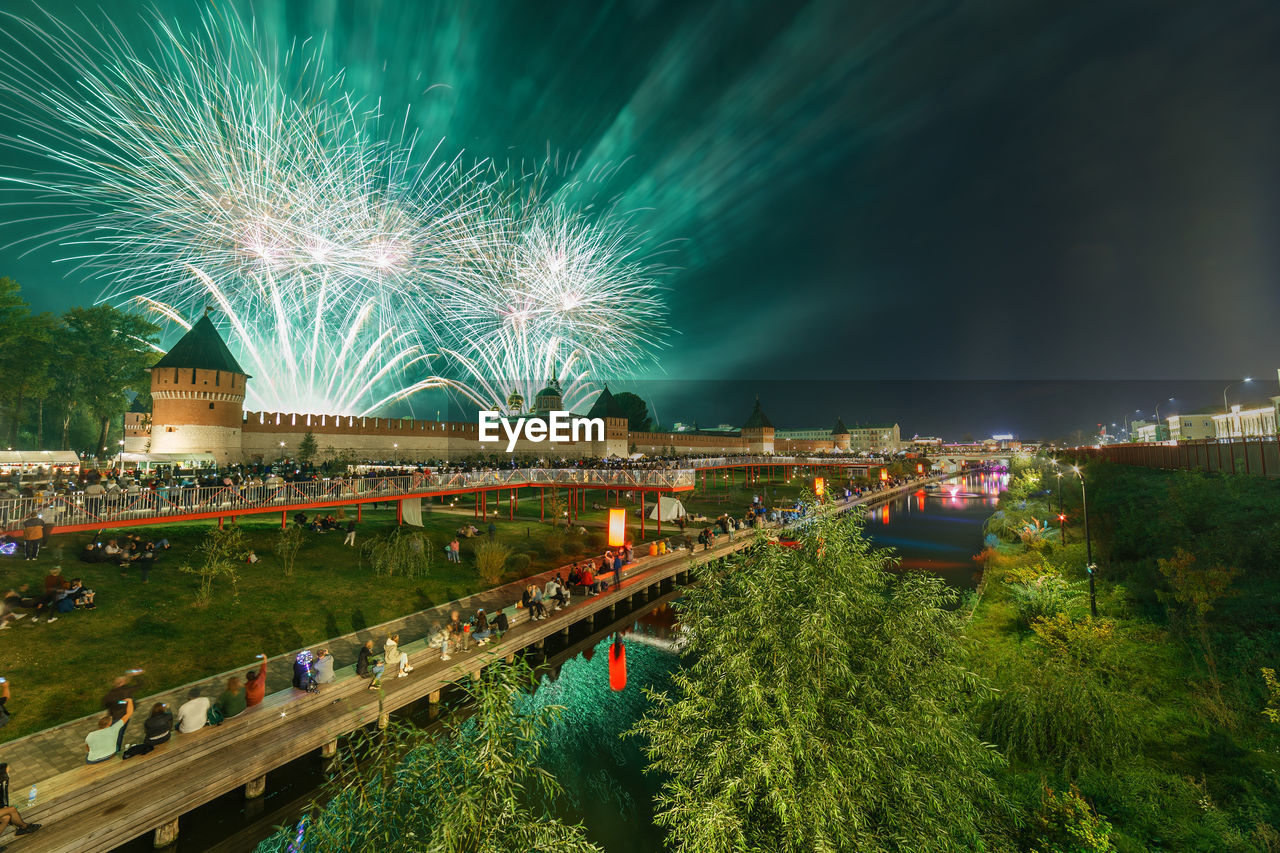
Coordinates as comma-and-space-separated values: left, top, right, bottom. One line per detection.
0, 476, 948, 853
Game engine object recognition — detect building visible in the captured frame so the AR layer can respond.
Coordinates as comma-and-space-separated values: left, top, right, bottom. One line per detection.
1166, 410, 1218, 442
1131, 419, 1168, 442
1213, 399, 1280, 439
138, 322, 899, 463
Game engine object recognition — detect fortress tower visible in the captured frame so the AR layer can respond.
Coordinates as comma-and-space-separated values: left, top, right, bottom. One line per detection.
741, 397, 775, 454
832, 416, 851, 452
146, 315, 249, 463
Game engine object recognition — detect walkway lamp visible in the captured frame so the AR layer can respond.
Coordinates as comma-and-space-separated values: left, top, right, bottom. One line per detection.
607, 507, 626, 548
1223, 378, 1251, 438
1071, 465, 1097, 617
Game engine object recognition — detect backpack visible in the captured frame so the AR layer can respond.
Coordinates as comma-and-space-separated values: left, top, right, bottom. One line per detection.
206, 704, 224, 727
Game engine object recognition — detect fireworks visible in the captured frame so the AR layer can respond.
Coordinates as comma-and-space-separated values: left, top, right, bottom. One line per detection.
0, 8, 669, 416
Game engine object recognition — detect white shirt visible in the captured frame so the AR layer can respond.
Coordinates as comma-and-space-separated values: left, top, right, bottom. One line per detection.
176, 696, 210, 733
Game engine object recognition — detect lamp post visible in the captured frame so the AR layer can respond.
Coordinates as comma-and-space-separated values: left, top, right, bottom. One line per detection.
1222, 377, 1251, 438
1153, 397, 1174, 440
279, 440, 286, 462
1072, 465, 1097, 617
393, 443, 399, 465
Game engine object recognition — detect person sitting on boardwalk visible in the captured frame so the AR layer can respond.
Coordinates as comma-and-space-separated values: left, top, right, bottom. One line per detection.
246, 654, 269, 705
578, 564, 602, 596
544, 575, 567, 611
472, 609, 492, 646
357, 640, 384, 688
313, 649, 335, 684
446, 610, 469, 656
85, 697, 133, 764
384, 634, 412, 678
0, 763, 41, 839
218, 676, 247, 719
123, 703, 174, 759
521, 585, 547, 621
176, 688, 210, 734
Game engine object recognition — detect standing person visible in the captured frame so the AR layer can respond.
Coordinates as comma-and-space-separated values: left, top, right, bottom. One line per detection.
487, 521, 497, 540
448, 538, 461, 563
0, 762, 41, 838
447, 609, 469, 654
85, 697, 133, 763
175, 688, 210, 734
20, 512, 43, 561
343, 520, 356, 547
245, 654, 269, 706
0, 677, 10, 729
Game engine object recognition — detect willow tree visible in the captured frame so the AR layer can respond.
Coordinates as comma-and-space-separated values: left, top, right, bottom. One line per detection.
633, 507, 1010, 853
255, 659, 600, 853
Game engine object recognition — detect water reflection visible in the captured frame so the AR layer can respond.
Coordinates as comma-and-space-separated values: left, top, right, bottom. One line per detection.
863, 471, 1005, 589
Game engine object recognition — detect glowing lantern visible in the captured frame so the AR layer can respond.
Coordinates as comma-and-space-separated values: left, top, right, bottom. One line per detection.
916, 463, 924, 474
880, 468, 889, 482
608, 636, 628, 691
813, 476, 825, 497
607, 507, 626, 548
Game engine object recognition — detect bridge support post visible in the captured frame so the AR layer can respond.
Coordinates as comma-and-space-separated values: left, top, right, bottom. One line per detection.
281, 511, 286, 530
560, 626, 570, 639
396, 500, 403, 525
378, 711, 390, 729
153, 817, 180, 849
244, 774, 266, 800
504, 653, 515, 665
428, 689, 441, 705
357, 503, 362, 521
321, 739, 338, 758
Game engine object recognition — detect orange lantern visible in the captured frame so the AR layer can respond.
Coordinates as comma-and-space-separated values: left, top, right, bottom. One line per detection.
813, 476, 825, 497
607, 507, 626, 548
916, 463, 924, 474
880, 468, 889, 482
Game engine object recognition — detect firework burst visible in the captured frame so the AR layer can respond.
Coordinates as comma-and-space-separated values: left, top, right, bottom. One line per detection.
0, 9, 669, 416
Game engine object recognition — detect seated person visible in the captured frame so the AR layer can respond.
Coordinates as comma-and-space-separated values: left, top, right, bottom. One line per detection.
175, 688, 210, 734
217, 676, 247, 718
85, 697, 133, 764
79, 542, 104, 563
67, 578, 95, 609
102, 539, 122, 558
245, 550, 260, 564
492, 608, 509, 636
472, 609, 492, 645
312, 649, 335, 684
123, 703, 174, 759
520, 585, 546, 620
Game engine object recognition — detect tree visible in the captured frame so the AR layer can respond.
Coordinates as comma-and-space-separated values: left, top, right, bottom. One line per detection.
612, 392, 653, 433
1157, 547, 1239, 708
474, 540, 511, 585
274, 524, 305, 578
0, 311, 58, 447
632, 508, 1009, 852
255, 660, 601, 853
179, 524, 245, 607
297, 431, 319, 466
362, 529, 433, 580
60, 304, 159, 455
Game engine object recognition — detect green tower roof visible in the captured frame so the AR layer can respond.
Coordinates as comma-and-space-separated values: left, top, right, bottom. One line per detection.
151, 314, 249, 376
832, 417, 849, 435
587, 385, 625, 419
742, 398, 773, 430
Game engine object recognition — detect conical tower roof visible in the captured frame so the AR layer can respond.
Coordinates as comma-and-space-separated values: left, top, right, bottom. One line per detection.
151, 314, 249, 376
742, 397, 773, 430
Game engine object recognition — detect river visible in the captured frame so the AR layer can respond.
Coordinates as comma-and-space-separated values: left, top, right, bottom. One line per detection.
112, 471, 1002, 852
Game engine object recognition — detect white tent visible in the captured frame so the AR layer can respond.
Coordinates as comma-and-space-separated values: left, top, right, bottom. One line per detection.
648, 495, 687, 521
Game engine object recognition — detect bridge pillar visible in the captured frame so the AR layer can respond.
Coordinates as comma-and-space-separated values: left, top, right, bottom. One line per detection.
378, 711, 389, 729
321, 739, 338, 758
560, 626, 570, 639
504, 653, 515, 665
428, 689, 441, 705
244, 774, 266, 800
153, 818, 180, 849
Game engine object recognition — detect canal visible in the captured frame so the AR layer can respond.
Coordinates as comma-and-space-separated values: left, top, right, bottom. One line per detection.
112, 471, 1002, 853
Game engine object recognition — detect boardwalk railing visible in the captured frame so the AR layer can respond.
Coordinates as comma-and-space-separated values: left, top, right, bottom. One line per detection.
1075, 437, 1280, 477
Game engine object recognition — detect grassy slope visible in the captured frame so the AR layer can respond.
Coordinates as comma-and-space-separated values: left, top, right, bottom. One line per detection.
966, 464, 1280, 852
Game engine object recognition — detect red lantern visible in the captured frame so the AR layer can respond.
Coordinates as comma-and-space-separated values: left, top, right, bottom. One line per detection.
813, 476, 825, 498
880, 468, 889, 481
608, 636, 627, 691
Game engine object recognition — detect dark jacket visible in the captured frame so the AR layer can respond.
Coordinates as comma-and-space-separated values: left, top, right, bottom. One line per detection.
144, 710, 173, 744
356, 645, 374, 677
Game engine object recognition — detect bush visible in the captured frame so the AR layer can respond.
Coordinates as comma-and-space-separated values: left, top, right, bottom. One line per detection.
562, 540, 584, 558
1007, 573, 1085, 628
475, 540, 511, 586
584, 532, 605, 551
1028, 785, 1114, 853
363, 530, 433, 580
978, 661, 1135, 775
504, 552, 531, 574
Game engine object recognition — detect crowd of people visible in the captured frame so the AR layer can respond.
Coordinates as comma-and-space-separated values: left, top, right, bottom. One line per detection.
1, 566, 96, 629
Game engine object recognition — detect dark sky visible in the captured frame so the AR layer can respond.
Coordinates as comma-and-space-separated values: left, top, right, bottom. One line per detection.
1, 0, 1278, 438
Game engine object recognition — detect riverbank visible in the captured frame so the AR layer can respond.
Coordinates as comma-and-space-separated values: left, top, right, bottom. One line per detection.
964, 459, 1280, 851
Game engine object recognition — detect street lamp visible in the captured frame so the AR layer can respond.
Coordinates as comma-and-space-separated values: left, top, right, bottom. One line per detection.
1071, 465, 1097, 617
393, 443, 399, 464
1154, 397, 1174, 441
1223, 377, 1252, 438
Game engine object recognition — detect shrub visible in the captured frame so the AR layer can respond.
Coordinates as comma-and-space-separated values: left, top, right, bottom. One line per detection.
584, 532, 605, 551
978, 661, 1135, 775
504, 552, 532, 574
363, 530, 433, 580
562, 540, 584, 558
475, 540, 511, 586
1007, 573, 1085, 628
543, 529, 565, 557
1029, 785, 1114, 853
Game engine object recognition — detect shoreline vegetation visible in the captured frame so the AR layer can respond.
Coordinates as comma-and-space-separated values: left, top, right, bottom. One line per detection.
261, 460, 1280, 852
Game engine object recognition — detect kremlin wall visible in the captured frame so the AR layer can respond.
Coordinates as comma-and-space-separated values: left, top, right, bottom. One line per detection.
127, 316, 898, 464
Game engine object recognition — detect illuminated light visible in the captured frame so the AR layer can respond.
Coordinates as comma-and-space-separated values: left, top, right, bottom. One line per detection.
880, 468, 889, 482
607, 507, 626, 547
882, 504, 890, 524
813, 476, 825, 497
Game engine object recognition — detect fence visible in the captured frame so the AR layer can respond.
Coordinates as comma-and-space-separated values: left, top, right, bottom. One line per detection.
1076, 437, 1280, 477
